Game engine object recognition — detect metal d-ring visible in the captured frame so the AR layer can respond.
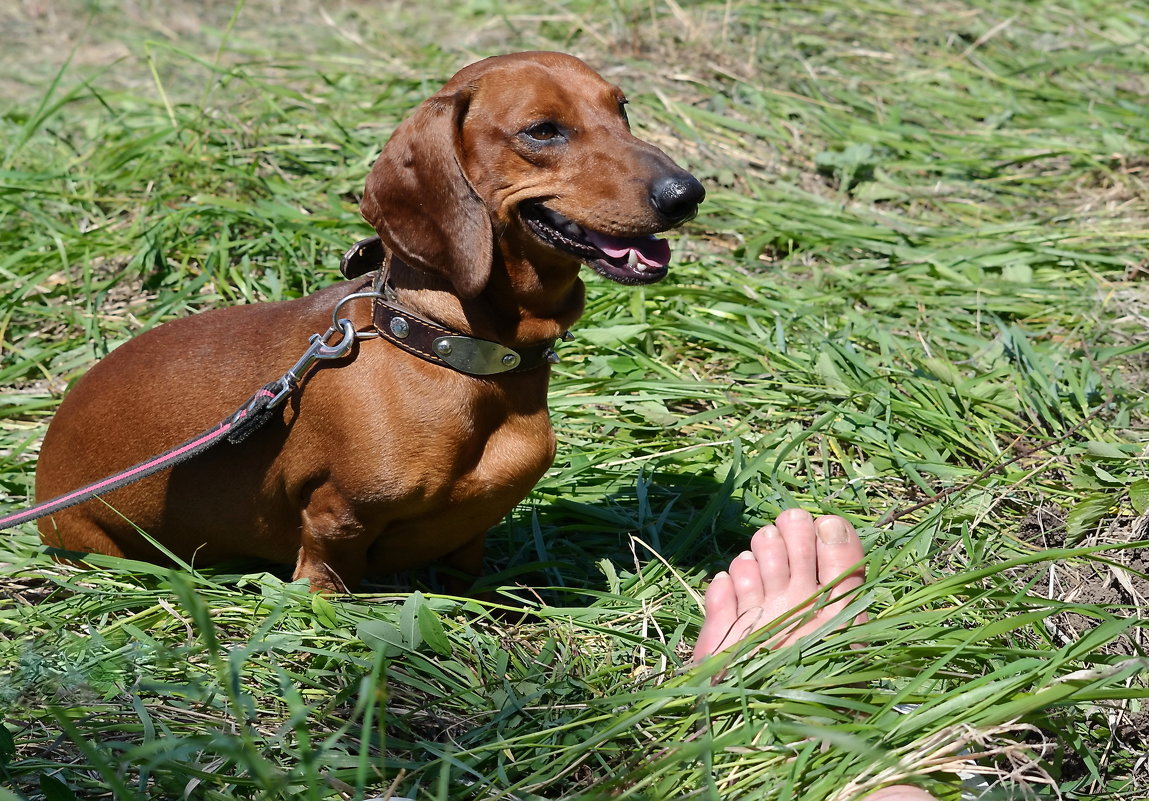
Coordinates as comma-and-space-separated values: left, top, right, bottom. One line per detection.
331, 290, 385, 329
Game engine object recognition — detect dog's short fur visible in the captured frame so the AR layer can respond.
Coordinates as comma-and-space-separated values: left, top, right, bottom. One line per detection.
34, 51, 704, 591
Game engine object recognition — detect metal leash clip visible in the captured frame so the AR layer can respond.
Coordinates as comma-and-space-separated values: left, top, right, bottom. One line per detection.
264, 317, 357, 410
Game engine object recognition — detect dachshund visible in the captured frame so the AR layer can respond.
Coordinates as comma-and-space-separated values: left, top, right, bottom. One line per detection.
34, 51, 704, 592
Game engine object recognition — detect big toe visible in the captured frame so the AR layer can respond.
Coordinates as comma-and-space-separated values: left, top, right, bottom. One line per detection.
814, 515, 865, 587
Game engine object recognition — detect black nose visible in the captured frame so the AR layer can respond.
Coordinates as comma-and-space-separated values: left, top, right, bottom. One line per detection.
651, 172, 705, 224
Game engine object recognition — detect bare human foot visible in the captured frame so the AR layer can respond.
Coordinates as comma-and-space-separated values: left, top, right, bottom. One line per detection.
691, 509, 942, 801
692, 509, 866, 660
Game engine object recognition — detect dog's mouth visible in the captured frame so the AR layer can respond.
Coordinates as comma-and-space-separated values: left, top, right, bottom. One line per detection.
521, 203, 672, 285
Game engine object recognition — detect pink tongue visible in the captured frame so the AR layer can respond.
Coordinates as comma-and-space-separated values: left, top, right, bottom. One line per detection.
585, 231, 672, 269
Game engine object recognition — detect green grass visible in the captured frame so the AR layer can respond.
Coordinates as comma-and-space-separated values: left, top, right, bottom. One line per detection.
2, 0, 1149, 799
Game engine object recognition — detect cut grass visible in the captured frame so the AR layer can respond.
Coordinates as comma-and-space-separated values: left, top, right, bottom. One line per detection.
2, 0, 1149, 799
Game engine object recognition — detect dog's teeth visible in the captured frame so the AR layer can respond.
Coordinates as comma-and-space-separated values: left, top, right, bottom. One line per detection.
627, 250, 642, 271
536, 206, 585, 241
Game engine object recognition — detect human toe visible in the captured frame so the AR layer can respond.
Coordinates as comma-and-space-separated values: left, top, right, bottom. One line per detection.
727, 550, 766, 613
692, 571, 738, 660
813, 515, 865, 588
750, 523, 790, 593
775, 508, 818, 591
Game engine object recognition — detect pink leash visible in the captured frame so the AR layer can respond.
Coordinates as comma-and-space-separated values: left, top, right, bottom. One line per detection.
0, 315, 362, 531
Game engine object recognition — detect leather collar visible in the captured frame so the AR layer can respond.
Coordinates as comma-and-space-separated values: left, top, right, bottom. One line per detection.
342, 236, 561, 376
372, 298, 558, 376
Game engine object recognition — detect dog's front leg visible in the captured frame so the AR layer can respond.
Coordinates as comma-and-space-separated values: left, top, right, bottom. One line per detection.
439, 532, 487, 596
293, 483, 372, 593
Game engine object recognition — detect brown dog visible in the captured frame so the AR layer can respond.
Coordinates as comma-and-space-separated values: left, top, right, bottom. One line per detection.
34, 51, 704, 592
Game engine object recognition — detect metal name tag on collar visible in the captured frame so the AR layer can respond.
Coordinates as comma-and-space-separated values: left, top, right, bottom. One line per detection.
431, 336, 524, 375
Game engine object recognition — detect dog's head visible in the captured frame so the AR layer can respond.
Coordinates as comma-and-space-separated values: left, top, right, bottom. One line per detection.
360, 51, 704, 299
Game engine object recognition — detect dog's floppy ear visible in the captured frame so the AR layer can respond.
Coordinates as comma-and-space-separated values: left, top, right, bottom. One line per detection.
360, 87, 493, 299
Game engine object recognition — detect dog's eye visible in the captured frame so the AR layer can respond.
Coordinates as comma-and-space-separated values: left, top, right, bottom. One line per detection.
523, 122, 562, 142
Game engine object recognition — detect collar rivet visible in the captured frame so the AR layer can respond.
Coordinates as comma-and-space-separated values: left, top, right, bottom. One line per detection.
390, 317, 410, 338
434, 340, 453, 356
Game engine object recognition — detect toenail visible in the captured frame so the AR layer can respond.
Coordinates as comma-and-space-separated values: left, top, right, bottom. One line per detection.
760, 524, 780, 539
738, 551, 756, 560
815, 517, 849, 544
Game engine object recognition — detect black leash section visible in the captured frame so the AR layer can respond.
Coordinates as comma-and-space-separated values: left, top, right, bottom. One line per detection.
0, 315, 362, 532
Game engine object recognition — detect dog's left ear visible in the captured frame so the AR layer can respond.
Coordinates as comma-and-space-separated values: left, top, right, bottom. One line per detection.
360, 86, 493, 298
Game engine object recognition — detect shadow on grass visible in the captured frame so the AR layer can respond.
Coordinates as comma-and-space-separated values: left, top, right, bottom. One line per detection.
24, 468, 747, 606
